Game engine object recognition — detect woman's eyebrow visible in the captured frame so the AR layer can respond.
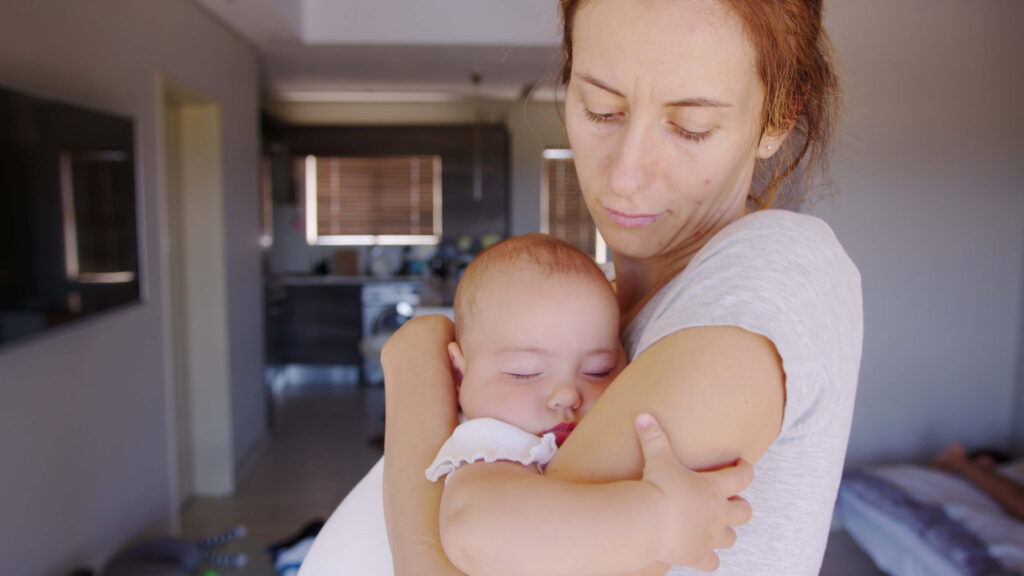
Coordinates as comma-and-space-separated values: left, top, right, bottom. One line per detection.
576, 73, 730, 108
576, 73, 626, 98
665, 96, 731, 109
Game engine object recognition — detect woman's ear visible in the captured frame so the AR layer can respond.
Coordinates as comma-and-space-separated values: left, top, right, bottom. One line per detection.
757, 123, 795, 160
448, 341, 466, 387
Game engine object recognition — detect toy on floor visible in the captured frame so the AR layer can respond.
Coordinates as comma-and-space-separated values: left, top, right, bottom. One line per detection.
266, 519, 325, 576
102, 525, 248, 575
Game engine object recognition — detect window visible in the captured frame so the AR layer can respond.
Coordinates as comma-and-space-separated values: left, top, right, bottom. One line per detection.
541, 149, 606, 262
300, 155, 442, 246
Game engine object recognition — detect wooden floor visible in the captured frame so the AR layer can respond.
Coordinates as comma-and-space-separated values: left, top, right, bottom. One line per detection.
180, 378, 386, 573
179, 378, 886, 575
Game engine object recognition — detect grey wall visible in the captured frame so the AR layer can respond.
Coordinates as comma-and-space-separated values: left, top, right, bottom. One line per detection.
1016, 248, 1024, 454
816, 0, 1024, 465
0, 2, 264, 574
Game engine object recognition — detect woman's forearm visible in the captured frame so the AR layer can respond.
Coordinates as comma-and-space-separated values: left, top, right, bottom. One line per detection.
381, 315, 464, 576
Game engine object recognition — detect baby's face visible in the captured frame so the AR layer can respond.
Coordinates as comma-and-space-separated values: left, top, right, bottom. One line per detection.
450, 268, 625, 446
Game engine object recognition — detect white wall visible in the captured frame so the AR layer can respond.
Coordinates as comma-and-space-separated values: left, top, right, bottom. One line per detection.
302, 0, 560, 45
816, 0, 1024, 465
0, 2, 263, 574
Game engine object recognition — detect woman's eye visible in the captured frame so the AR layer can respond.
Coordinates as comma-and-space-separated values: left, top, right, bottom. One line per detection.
583, 107, 622, 124
670, 123, 713, 143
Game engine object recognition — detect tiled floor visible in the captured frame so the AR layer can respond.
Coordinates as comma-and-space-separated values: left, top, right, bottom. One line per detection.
179, 377, 886, 575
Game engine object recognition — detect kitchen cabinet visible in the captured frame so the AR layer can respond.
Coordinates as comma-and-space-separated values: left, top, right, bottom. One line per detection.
266, 280, 363, 366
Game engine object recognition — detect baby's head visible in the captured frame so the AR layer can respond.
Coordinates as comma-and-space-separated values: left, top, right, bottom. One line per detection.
449, 234, 625, 445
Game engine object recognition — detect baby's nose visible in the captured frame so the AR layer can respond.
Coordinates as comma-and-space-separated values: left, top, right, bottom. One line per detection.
547, 383, 582, 413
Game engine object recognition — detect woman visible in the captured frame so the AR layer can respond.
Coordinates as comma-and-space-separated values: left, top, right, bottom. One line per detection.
350, 0, 860, 575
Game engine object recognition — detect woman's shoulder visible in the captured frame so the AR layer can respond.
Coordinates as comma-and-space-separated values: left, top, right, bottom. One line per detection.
627, 209, 862, 357
693, 209, 859, 284
717, 209, 841, 249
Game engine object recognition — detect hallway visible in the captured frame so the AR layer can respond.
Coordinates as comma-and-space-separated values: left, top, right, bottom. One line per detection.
179, 378, 384, 569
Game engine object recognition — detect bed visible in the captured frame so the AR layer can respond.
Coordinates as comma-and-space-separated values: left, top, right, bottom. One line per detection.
837, 461, 1024, 575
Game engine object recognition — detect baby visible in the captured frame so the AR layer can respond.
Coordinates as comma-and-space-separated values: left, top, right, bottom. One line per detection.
426, 233, 625, 481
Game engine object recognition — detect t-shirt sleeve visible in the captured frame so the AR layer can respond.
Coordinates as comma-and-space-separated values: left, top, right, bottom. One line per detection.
625, 210, 863, 436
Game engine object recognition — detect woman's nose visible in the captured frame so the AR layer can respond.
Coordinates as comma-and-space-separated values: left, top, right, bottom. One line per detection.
608, 121, 655, 197
547, 383, 582, 414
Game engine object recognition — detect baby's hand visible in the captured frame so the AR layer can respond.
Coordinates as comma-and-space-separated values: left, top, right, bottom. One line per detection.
635, 413, 753, 572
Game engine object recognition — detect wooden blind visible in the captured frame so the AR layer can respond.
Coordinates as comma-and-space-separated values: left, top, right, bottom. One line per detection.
306, 155, 441, 240
543, 154, 596, 257
60, 151, 137, 281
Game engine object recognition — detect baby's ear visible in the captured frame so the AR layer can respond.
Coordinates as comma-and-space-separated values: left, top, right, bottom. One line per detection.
447, 341, 465, 387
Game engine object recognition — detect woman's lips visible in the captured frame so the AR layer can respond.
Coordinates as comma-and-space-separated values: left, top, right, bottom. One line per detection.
604, 207, 663, 228
546, 422, 577, 446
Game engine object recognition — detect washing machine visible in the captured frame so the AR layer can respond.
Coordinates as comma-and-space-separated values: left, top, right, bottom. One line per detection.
360, 281, 421, 385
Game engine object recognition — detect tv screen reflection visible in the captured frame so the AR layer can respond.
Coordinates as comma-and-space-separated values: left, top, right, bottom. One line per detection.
0, 84, 140, 348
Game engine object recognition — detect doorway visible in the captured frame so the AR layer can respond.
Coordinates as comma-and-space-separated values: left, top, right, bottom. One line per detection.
159, 76, 235, 510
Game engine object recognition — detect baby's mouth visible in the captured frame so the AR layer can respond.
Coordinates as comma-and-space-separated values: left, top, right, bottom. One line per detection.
545, 422, 577, 446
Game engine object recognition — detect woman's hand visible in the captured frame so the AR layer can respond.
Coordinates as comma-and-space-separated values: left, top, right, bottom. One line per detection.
635, 413, 753, 572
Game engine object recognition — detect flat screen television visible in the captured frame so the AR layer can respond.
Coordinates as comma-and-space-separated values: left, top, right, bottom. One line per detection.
0, 84, 140, 349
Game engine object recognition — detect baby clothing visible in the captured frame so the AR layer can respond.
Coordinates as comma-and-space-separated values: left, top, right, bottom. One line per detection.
425, 417, 558, 482
297, 418, 558, 576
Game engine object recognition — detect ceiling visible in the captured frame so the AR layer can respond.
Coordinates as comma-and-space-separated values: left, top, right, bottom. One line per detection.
195, 0, 564, 102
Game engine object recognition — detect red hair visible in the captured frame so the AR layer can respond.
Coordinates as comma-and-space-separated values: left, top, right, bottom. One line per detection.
453, 234, 609, 340
559, 0, 841, 208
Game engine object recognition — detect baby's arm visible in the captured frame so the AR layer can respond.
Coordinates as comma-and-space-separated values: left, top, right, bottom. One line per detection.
438, 414, 752, 576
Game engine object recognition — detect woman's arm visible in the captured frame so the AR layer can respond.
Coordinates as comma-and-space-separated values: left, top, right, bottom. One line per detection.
441, 325, 784, 575
548, 325, 785, 480
381, 315, 464, 576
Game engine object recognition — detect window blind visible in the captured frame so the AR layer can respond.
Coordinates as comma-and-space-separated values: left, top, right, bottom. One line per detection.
302, 155, 442, 245
542, 152, 597, 257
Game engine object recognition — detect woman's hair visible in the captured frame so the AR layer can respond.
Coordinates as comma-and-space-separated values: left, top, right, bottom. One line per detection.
559, 0, 841, 208
453, 234, 609, 339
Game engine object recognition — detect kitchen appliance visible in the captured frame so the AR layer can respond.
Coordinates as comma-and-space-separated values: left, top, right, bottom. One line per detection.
360, 281, 420, 385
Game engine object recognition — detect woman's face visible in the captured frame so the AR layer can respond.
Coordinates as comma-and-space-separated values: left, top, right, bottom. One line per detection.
566, 0, 777, 261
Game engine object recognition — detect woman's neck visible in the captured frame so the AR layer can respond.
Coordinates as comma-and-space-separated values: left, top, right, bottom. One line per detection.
613, 213, 742, 328
613, 249, 690, 329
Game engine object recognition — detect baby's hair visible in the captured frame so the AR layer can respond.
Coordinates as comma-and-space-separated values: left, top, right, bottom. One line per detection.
453, 234, 610, 340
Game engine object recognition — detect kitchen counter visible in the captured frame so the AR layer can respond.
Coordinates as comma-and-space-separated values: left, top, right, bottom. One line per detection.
271, 274, 426, 286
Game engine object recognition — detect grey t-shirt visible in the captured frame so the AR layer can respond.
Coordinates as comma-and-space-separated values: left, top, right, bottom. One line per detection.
623, 210, 863, 576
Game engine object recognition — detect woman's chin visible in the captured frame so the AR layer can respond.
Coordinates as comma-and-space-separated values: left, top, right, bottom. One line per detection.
602, 230, 673, 262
